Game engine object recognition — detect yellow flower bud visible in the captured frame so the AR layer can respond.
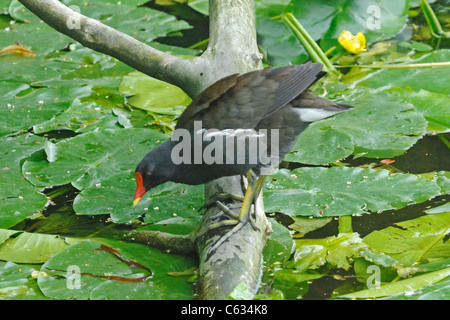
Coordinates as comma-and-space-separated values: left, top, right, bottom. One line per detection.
338, 30, 367, 54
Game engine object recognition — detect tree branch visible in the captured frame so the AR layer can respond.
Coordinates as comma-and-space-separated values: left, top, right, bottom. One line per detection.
192, 0, 271, 300
20, 0, 271, 300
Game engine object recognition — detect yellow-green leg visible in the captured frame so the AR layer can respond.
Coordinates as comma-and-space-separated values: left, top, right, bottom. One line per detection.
202, 171, 268, 254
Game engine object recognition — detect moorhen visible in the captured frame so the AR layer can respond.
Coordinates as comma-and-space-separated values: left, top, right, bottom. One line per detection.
133, 62, 353, 252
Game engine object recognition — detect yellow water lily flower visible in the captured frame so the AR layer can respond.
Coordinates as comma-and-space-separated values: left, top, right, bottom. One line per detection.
338, 30, 367, 54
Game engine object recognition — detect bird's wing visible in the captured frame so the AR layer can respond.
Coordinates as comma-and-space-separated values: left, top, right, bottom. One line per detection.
176, 62, 324, 131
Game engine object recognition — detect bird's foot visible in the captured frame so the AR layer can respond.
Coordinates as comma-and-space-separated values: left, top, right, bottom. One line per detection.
198, 193, 245, 212
200, 209, 256, 257
199, 173, 267, 256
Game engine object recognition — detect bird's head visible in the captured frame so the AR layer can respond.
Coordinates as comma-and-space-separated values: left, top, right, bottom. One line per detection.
133, 147, 172, 206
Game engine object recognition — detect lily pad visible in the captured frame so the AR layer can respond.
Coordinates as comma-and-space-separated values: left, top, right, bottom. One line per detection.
340, 267, 450, 299
0, 229, 80, 263
357, 50, 450, 95
389, 88, 450, 133
254, 0, 408, 65
0, 134, 48, 229
119, 71, 191, 115
264, 167, 441, 217
61, 0, 191, 44
294, 233, 366, 271
38, 239, 195, 300
0, 261, 46, 299
363, 212, 450, 266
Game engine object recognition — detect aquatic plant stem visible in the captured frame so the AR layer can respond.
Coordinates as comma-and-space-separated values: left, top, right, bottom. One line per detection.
335, 62, 450, 69
437, 134, 450, 149
282, 13, 338, 74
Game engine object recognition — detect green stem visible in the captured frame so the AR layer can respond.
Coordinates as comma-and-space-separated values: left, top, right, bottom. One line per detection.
282, 13, 339, 74
338, 215, 353, 233
188, 38, 209, 49
46, 184, 73, 200
437, 134, 450, 150
421, 0, 444, 38
334, 61, 450, 69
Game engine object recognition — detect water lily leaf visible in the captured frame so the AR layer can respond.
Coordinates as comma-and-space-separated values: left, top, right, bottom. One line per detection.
389, 88, 450, 133
312, 0, 408, 51
0, 261, 35, 289
340, 267, 450, 299
0, 229, 80, 263
0, 83, 86, 136
0, 134, 48, 229
294, 233, 366, 271
263, 218, 294, 266
119, 71, 191, 115
33, 101, 118, 134
289, 216, 333, 238
61, 0, 191, 44
363, 212, 450, 266
38, 239, 195, 299
0, 22, 72, 56
140, 182, 204, 227
23, 128, 167, 187
381, 278, 450, 300
187, 0, 209, 16
285, 125, 354, 165
357, 50, 450, 95
398, 41, 433, 52
425, 202, 450, 214
264, 167, 441, 217
0, 261, 46, 299
418, 171, 450, 196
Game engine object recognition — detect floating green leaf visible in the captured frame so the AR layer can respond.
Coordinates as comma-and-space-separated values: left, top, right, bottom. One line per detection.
295, 233, 366, 271
263, 218, 294, 266
0, 229, 80, 263
264, 167, 441, 217
363, 212, 450, 266
0, 134, 47, 228
119, 71, 191, 115
340, 267, 450, 299
255, 0, 408, 65
38, 239, 195, 300
0, 261, 46, 299
389, 88, 450, 133
357, 50, 450, 95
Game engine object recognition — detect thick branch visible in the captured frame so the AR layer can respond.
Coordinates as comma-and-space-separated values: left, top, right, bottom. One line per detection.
193, 0, 270, 300
201, 0, 263, 81
18, 0, 204, 96
195, 177, 272, 300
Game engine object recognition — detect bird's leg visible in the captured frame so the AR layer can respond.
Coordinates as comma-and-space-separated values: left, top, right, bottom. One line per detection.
200, 171, 267, 255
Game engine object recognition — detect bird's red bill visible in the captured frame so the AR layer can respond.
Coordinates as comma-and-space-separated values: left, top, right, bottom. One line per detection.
133, 171, 146, 206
